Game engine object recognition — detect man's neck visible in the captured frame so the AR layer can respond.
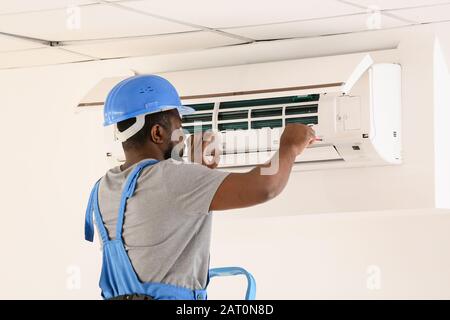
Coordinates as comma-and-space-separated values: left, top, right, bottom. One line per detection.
121, 149, 165, 171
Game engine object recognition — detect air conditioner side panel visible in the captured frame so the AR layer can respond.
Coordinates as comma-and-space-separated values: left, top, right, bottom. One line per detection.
370, 64, 402, 164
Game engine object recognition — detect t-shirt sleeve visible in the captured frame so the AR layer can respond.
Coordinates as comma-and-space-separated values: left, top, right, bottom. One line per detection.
162, 160, 230, 215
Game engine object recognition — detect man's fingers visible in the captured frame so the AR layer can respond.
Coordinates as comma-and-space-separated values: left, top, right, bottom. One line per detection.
188, 131, 221, 168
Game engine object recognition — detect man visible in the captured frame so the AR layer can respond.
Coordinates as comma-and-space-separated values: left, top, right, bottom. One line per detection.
85, 75, 315, 300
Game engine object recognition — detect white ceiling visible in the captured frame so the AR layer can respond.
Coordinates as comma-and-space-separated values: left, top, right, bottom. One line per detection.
64, 31, 243, 59
121, 0, 363, 28
0, 0, 97, 15
390, 3, 450, 23
0, 47, 91, 69
0, 3, 196, 41
339, 0, 450, 10
0, 0, 449, 69
0, 34, 46, 52
226, 12, 408, 40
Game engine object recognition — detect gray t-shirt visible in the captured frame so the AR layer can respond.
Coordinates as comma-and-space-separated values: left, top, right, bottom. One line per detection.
97, 158, 229, 290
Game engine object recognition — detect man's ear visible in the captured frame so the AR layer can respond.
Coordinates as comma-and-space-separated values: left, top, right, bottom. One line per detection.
150, 124, 166, 144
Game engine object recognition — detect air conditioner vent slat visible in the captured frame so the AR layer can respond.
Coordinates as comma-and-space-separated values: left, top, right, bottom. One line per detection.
218, 122, 248, 131
183, 124, 212, 134
183, 114, 213, 123
185, 103, 215, 111
251, 119, 283, 129
217, 101, 320, 113
217, 118, 251, 124
216, 114, 318, 125
219, 94, 320, 109
286, 116, 318, 125
218, 110, 248, 121
251, 108, 282, 118
285, 104, 318, 115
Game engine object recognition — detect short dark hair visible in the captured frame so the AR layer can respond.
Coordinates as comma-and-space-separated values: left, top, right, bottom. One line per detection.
117, 110, 172, 150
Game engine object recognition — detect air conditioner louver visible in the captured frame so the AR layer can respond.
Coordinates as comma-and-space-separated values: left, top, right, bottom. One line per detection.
179, 94, 323, 166
209, 94, 321, 133
181, 102, 214, 134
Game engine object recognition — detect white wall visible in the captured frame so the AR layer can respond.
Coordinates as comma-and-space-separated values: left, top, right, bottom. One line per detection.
434, 27, 450, 209
209, 210, 450, 300
0, 24, 449, 299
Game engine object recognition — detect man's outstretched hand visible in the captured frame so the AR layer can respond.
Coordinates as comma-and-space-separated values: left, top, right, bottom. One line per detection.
187, 131, 221, 169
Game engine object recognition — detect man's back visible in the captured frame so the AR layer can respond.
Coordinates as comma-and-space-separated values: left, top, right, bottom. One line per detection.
98, 158, 228, 290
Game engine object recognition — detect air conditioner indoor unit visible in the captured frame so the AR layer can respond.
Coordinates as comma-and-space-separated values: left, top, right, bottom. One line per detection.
78, 52, 401, 171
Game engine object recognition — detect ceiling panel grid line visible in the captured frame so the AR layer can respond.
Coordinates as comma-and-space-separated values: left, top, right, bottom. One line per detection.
98, 0, 256, 43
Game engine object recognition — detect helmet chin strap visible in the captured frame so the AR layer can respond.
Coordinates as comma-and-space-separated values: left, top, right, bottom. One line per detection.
114, 114, 146, 142
114, 106, 182, 143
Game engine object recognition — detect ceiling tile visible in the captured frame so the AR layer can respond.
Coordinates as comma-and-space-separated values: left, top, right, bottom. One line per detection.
224, 13, 409, 40
64, 31, 245, 59
120, 0, 363, 28
0, 47, 91, 69
340, 0, 450, 10
0, 4, 197, 42
0, 0, 97, 15
0, 35, 46, 52
389, 3, 450, 23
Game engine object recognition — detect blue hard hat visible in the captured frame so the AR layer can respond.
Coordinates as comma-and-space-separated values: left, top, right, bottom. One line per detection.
103, 74, 195, 126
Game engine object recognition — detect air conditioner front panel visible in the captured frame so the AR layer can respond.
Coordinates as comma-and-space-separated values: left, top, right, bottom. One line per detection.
78, 53, 374, 108
162, 53, 373, 100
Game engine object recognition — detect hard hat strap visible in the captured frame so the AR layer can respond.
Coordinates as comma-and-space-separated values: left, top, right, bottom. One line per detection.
114, 114, 146, 142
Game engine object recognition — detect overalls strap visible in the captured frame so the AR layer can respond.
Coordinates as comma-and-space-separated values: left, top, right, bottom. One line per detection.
209, 267, 257, 300
84, 159, 159, 244
85, 179, 109, 243
115, 159, 159, 241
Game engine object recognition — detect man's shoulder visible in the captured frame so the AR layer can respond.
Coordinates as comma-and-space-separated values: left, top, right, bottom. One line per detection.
160, 158, 203, 168
163, 158, 184, 166
155, 158, 216, 176
140, 158, 192, 174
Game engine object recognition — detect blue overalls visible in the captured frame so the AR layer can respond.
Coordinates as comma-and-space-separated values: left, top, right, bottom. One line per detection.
85, 159, 256, 300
